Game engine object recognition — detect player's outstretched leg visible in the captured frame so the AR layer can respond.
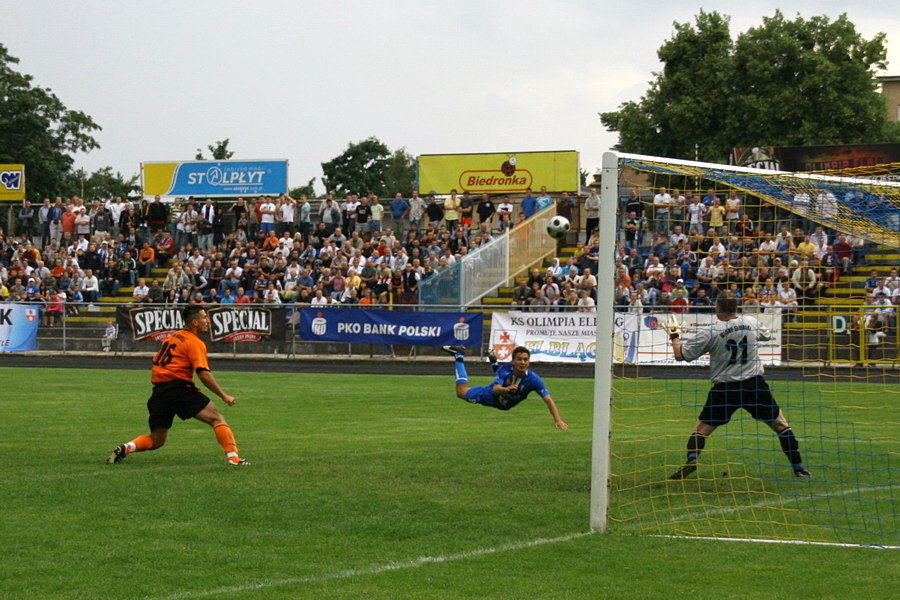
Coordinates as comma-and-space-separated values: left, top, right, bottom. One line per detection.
670, 430, 707, 480
486, 349, 499, 373
775, 426, 811, 477
442, 345, 473, 400
106, 434, 157, 464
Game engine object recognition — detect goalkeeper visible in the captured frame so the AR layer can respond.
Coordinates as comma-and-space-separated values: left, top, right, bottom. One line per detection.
667, 293, 811, 479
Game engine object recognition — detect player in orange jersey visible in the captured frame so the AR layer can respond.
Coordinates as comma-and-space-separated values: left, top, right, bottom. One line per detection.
107, 305, 250, 466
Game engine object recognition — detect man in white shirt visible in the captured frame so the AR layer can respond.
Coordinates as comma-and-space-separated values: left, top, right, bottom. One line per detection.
258, 196, 277, 235
652, 187, 672, 234
132, 278, 151, 303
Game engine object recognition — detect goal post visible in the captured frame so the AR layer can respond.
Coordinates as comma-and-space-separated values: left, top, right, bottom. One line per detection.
589, 151, 620, 532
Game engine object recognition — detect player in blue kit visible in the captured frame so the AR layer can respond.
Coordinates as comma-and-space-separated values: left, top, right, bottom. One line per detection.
441, 345, 568, 430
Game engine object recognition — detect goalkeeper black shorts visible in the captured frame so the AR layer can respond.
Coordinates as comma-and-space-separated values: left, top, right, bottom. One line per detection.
698, 375, 780, 426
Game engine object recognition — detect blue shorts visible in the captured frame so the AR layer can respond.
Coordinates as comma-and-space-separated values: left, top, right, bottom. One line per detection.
465, 385, 517, 411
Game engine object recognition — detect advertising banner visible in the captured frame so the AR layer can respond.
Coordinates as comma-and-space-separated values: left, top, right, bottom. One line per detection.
0, 304, 39, 351
418, 151, 578, 195
142, 160, 288, 197
732, 144, 900, 175
299, 308, 482, 347
489, 311, 782, 365
116, 306, 287, 342
0, 164, 26, 202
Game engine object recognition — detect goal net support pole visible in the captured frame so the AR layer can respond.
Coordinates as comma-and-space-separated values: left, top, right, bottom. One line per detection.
590, 151, 620, 532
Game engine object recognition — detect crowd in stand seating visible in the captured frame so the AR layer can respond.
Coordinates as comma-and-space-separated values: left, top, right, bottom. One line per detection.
1, 188, 896, 334
0, 190, 540, 324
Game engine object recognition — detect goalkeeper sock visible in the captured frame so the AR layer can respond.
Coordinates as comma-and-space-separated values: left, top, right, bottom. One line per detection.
777, 427, 804, 469
454, 359, 469, 385
686, 431, 706, 463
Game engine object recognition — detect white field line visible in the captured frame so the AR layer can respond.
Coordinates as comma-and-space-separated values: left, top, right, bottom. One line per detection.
144, 531, 592, 600
650, 535, 898, 550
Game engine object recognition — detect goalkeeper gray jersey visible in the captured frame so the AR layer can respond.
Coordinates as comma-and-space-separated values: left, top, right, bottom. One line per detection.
680, 314, 770, 383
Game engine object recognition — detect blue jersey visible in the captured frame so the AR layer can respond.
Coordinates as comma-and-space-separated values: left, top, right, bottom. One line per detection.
463, 364, 550, 411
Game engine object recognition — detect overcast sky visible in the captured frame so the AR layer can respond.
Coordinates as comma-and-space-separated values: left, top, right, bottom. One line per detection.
4, 1, 897, 194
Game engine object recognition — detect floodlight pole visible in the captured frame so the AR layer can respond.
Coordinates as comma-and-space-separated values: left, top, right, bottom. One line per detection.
590, 151, 619, 532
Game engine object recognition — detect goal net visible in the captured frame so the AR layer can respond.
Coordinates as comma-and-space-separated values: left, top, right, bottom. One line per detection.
592, 152, 898, 547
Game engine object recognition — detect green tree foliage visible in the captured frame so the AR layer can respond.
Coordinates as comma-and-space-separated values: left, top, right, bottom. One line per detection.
320, 137, 390, 196
0, 43, 101, 199
71, 167, 139, 200
382, 148, 417, 196
195, 139, 234, 160
600, 11, 899, 162
289, 178, 317, 199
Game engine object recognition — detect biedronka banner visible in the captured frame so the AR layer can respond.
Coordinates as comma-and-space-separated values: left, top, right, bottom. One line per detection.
418, 151, 578, 195
489, 311, 782, 365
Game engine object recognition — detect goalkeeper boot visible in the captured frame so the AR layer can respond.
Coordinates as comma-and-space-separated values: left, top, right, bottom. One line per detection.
441, 345, 466, 359
793, 468, 812, 478
228, 458, 251, 466
106, 444, 128, 465
669, 459, 697, 480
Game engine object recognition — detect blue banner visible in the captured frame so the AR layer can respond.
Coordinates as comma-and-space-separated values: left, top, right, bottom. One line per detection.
144, 160, 288, 197
0, 304, 40, 352
300, 308, 482, 347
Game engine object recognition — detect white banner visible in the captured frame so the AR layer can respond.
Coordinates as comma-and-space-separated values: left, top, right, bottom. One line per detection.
0, 304, 40, 352
489, 311, 782, 365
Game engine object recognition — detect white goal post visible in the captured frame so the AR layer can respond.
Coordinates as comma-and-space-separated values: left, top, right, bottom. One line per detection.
589, 151, 619, 532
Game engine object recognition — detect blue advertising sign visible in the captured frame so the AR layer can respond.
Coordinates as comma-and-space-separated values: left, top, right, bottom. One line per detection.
143, 160, 288, 197
299, 308, 482, 347
0, 304, 40, 352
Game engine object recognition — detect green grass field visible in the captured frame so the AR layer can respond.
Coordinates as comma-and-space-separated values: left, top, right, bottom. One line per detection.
1, 366, 896, 600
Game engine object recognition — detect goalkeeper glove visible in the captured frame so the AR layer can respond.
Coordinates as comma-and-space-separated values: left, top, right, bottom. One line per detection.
666, 316, 682, 340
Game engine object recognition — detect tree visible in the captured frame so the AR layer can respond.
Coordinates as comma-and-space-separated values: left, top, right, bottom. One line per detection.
0, 43, 101, 199
289, 178, 317, 199
600, 11, 899, 162
320, 137, 391, 196
382, 148, 417, 196
71, 167, 140, 200
195, 139, 234, 160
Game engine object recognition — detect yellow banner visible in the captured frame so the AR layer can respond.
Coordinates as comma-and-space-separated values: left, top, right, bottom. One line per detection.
0, 164, 26, 201
418, 151, 578, 195
141, 162, 180, 196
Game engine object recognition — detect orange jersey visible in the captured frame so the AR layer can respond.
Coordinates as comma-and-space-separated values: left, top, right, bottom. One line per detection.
150, 329, 210, 384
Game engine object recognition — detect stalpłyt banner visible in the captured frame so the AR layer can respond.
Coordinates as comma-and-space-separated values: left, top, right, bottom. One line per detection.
142, 160, 288, 197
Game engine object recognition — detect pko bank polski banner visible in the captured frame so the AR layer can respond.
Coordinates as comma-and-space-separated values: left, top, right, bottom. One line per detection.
300, 308, 482, 347
0, 304, 39, 352
142, 160, 288, 197
490, 311, 782, 365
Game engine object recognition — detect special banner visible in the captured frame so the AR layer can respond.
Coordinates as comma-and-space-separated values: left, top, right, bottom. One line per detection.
142, 159, 288, 197
117, 305, 287, 342
418, 151, 579, 195
0, 304, 39, 352
0, 164, 26, 201
299, 308, 482, 347
489, 311, 781, 365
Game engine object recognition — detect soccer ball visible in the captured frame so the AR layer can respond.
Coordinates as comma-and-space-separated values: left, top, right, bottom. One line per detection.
546, 216, 570, 240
